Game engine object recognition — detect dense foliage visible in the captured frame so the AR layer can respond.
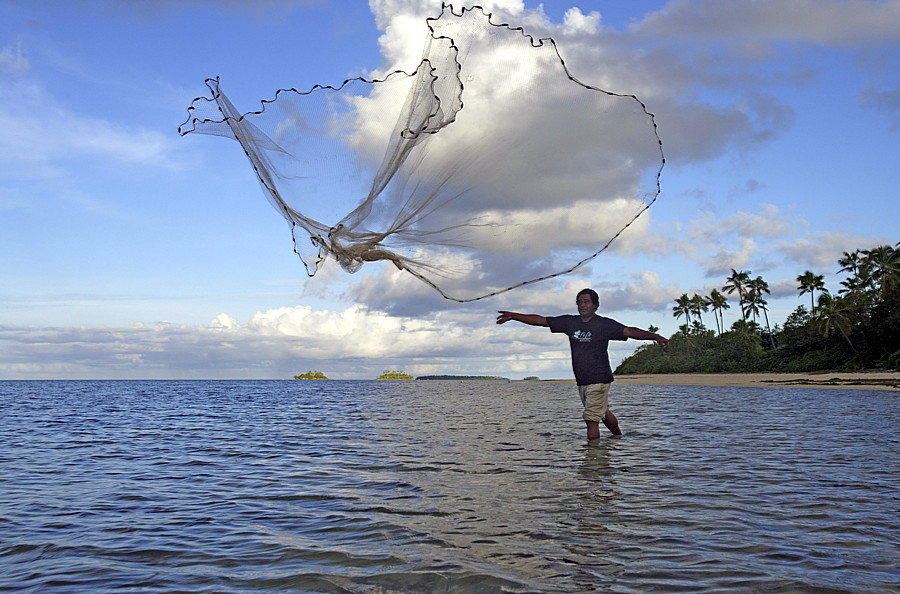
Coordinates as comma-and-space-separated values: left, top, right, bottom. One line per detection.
294, 370, 329, 380
376, 370, 415, 380
616, 244, 900, 374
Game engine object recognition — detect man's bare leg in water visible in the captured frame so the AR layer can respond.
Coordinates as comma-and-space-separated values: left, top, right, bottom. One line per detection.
603, 410, 622, 436
586, 410, 622, 438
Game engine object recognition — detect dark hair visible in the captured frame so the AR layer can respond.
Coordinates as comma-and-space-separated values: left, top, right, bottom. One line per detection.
576, 288, 599, 306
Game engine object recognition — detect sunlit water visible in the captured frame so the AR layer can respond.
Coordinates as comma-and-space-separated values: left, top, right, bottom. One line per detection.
1, 380, 898, 592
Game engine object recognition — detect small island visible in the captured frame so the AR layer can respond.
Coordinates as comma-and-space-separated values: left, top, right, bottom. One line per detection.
376, 370, 414, 380
294, 370, 329, 380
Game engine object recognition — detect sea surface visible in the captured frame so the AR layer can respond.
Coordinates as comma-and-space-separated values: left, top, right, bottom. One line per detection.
1, 380, 898, 593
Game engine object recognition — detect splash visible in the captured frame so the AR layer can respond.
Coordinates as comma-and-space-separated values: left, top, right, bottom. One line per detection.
179, 4, 664, 302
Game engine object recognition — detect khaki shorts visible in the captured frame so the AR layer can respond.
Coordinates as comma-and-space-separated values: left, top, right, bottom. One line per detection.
578, 383, 611, 422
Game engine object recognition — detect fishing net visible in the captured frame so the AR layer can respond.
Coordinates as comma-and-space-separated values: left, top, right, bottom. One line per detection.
179, 3, 664, 302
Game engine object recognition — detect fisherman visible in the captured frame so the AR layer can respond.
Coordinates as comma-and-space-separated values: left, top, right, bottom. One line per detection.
497, 288, 668, 438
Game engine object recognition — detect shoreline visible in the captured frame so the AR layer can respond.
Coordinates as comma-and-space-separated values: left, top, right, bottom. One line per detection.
612, 371, 900, 391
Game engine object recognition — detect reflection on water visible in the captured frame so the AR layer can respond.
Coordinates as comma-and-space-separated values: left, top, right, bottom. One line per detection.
1, 380, 898, 592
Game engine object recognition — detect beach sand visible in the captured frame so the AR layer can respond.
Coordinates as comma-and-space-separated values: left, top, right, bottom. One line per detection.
614, 371, 900, 391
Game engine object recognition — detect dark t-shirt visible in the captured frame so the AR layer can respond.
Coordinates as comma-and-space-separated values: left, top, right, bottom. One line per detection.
547, 315, 627, 385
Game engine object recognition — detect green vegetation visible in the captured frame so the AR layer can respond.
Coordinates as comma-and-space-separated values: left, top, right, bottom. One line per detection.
617, 243, 900, 374
294, 370, 329, 380
376, 370, 415, 380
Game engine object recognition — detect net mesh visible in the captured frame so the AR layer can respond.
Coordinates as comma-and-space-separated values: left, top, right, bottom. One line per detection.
179, 4, 665, 302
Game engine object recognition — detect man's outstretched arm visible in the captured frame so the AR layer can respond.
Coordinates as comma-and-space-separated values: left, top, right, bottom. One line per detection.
623, 326, 669, 348
496, 311, 548, 327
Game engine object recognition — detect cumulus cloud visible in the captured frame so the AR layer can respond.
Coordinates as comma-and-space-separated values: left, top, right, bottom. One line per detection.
0, 305, 573, 380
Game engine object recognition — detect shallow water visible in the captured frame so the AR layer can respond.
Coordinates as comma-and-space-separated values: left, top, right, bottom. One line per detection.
1, 380, 898, 592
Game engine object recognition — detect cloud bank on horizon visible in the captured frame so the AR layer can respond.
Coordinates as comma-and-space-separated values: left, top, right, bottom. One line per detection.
1, 0, 898, 379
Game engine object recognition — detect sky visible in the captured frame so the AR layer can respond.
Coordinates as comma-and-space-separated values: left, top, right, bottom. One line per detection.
1, 0, 898, 380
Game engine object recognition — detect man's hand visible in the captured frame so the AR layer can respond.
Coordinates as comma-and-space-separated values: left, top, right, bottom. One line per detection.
624, 326, 668, 347
496, 311, 514, 324
496, 311, 548, 327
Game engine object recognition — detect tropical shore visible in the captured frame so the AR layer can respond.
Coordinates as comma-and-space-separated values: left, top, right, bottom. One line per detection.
614, 371, 900, 391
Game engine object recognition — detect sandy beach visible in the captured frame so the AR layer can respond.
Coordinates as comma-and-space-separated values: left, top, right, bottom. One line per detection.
614, 371, 900, 391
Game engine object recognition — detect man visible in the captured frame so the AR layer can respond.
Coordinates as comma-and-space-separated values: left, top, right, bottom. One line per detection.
496, 288, 668, 438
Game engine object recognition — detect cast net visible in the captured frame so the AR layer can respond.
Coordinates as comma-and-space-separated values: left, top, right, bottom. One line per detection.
178, 3, 664, 302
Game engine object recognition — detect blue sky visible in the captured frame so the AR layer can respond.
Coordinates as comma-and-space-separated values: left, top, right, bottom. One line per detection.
2, 0, 898, 379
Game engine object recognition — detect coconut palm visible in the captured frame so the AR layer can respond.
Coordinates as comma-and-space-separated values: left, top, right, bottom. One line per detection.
813, 293, 857, 353
672, 293, 692, 326
747, 276, 775, 348
723, 269, 750, 321
797, 270, 826, 311
861, 244, 900, 298
838, 249, 862, 277
838, 249, 874, 294
689, 293, 710, 329
708, 289, 730, 334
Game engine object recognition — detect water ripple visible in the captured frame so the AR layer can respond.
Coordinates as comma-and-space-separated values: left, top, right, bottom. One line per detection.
1, 379, 898, 592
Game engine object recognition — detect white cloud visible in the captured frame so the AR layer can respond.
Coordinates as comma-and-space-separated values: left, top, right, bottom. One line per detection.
600, 270, 683, 312
468, 199, 648, 256
562, 7, 601, 35
0, 304, 573, 380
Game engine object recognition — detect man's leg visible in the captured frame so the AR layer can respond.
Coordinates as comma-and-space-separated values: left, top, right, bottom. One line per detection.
582, 383, 616, 439
602, 410, 622, 436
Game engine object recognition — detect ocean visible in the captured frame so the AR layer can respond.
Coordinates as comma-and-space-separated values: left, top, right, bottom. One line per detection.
1, 380, 898, 592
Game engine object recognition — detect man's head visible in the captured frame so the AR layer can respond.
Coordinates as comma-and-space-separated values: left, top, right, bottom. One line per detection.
576, 288, 599, 319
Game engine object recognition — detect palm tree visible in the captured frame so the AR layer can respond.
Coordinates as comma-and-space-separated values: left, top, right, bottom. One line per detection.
672, 293, 692, 326
689, 293, 709, 329
708, 289, 729, 335
747, 276, 775, 348
838, 249, 875, 294
723, 269, 750, 321
744, 283, 760, 324
797, 270, 826, 311
838, 249, 862, 277
813, 293, 857, 353
861, 244, 900, 298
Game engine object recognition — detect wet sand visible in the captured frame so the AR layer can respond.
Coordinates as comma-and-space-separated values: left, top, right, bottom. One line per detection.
614, 371, 900, 391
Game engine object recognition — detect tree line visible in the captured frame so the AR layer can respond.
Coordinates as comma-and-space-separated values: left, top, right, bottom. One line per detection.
616, 243, 900, 374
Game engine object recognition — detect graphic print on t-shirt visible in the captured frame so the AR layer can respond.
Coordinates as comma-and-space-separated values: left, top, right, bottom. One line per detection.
573, 330, 591, 342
